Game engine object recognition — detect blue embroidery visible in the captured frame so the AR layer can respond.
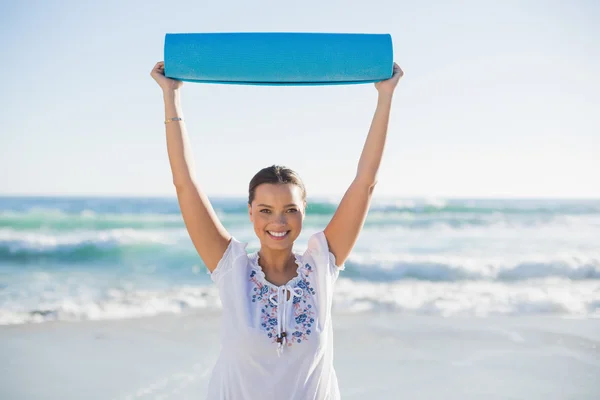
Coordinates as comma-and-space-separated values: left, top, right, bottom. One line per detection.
295, 314, 307, 324
249, 261, 316, 349
252, 283, 270, 303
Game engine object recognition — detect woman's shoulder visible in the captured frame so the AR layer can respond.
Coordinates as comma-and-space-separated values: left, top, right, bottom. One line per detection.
301, 231, 345, 280
209, 237, 250, 283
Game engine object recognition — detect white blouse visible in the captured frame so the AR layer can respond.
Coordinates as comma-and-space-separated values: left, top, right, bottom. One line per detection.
206, 231, 344, 400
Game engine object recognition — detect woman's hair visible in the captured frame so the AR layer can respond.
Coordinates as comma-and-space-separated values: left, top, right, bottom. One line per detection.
248, 165, 307, 205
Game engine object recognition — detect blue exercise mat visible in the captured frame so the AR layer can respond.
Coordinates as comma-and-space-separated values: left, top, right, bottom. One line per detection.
163, 32, 393, 86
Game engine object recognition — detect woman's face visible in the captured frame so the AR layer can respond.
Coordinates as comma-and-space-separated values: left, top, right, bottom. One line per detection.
248, 183, 305, 251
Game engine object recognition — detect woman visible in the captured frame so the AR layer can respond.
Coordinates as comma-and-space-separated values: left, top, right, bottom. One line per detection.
151, 60, 403, 399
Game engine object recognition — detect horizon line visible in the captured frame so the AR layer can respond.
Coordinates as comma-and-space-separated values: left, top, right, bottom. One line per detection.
1, 193, 599, 201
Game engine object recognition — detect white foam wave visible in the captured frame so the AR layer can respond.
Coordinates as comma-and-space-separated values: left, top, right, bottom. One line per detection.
0, 286, 221, 325
1, 279, 599, 325
332, 278, 600, 317
346, 252, 600, 281
0, 228, 186, 252
0, 209, 182, 223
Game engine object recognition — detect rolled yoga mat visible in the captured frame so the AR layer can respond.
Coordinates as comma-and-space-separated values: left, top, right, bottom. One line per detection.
163, 32, 393, 86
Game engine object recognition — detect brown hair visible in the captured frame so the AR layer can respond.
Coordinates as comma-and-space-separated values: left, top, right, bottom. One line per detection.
248, 165, 307, 205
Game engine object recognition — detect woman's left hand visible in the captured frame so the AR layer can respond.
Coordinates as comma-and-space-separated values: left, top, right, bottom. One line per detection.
374, 62, 404, 95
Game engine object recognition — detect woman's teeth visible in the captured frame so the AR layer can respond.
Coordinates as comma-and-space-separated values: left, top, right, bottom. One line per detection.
268, 231, 288, 238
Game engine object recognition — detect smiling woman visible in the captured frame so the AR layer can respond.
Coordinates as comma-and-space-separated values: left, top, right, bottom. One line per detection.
249, 166, 305, 240
150, 59, 403, 400
248, 172, 306, 286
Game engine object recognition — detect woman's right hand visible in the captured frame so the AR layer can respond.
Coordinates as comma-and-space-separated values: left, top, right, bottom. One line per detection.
150, 61, 183, 92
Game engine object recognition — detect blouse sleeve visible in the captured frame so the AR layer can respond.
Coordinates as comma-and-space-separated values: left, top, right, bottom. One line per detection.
306, 231, 345, 282
209, 237, 248, 284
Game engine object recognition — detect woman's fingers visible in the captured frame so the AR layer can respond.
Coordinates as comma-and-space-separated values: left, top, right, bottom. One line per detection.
151, 65, 164, 79
392, 63, 404, 78
151, 61, 165, 76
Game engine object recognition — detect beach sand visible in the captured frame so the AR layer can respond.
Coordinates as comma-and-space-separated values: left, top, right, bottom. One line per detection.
1, 312, 599, 399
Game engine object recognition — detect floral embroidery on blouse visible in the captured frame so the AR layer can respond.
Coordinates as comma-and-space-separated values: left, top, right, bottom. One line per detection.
250, 262, 316, 347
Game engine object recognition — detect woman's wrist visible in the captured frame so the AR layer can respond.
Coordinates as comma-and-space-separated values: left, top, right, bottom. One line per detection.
377, 90, 394, 100
162, 89, 181, 105
163, 88, 180, 97
376, 91, 393, 106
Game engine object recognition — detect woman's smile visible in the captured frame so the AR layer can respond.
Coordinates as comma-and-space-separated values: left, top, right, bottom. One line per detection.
267, 230, 291, 240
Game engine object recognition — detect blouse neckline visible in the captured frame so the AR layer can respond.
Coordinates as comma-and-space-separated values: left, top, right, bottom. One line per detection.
248, 251, 304, 290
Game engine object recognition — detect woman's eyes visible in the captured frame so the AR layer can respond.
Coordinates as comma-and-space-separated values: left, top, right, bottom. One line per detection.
259, 208, 298, 214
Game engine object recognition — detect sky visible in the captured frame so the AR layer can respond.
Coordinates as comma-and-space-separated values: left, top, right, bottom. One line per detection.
0, 0, 598, 200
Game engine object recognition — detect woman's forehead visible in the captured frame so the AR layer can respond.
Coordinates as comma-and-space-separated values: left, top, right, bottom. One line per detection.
253, 183, 303, 204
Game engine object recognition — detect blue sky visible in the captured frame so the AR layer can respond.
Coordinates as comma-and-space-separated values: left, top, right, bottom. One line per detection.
1, 0, 598, 199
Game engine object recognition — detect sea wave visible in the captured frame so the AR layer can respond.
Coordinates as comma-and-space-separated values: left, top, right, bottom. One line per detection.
343, 254, 600, 281
1, 278, 598, 325
2, 228, 599, 282
0, 209, 184, 231
0, 285, 221, 325
3, 199, 599, 229
0, 228, 189, 263
332, 278, 600, 316
2, 206, 599, 234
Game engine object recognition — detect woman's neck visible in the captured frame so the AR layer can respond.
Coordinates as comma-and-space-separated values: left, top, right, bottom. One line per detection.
258, 247, 295, 274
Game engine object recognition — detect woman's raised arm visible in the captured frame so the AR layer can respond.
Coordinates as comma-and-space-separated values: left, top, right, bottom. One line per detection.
323, 63, 404, 266
151, 61, 231, 272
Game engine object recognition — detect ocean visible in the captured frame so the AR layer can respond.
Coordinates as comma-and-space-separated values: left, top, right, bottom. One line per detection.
1, 195, 599, 325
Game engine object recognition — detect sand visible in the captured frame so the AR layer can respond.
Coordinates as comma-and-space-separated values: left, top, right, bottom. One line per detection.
1, 312, 599, 399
